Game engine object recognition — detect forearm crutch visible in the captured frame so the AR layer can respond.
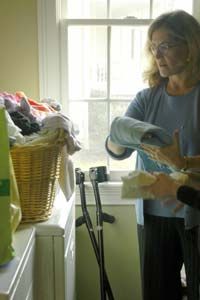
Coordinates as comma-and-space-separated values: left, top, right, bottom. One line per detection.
89, 166, 115, 300
76, 167, 115, 300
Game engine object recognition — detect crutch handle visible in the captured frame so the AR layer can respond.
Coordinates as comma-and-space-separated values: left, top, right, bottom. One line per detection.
76, 216, 85, 227
75, 168, 85, 185
102, 212, 115, 224
89, 166, 108, 183
89, 167, 116, 225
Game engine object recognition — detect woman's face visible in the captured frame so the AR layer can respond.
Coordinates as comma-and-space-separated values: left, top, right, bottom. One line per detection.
150, 27, 189, 78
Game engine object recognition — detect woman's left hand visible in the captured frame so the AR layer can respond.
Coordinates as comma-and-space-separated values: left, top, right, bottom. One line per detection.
145, 172, 184, 213
146, 172, 180, 199
141, 130, 185, 170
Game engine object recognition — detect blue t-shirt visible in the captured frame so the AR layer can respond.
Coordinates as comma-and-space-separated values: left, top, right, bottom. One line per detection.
124, 82, 200, 227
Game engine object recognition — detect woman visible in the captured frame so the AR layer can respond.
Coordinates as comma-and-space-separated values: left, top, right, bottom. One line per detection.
106, 10, 200, 300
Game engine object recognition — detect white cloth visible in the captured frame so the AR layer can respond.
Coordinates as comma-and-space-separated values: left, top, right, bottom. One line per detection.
42, 113, 81, 155
58, 147, 75, 201
121, 170, 188, 199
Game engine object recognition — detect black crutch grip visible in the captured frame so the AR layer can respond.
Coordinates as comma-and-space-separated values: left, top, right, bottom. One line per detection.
89, 166, 108, 183
102, 212, 115, 224
75, 168, 85, 185
76, 216, 85, 227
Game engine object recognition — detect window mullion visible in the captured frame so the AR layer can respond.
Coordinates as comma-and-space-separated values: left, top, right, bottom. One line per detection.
193, 0, 200, 21
60, 22, 69, 114
107, 26, 111, 101
107, 0, 110, 18
107, 25, 111, 171
150, 0, 153, 18
64, 19, 152, 26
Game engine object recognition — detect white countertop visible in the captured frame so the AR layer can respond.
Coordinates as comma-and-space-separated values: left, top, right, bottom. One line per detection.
33, 189, 75, 236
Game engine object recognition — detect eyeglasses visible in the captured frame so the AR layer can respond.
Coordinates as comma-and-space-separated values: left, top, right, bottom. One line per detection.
150, 41, 181, 56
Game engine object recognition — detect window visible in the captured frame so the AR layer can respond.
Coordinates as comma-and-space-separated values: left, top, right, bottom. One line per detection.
38, 0, 195, 180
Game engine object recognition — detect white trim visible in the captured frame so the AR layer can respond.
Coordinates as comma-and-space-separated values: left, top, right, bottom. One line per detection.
64, 18, 152, 26
37, 0, 47, 98
75, 182, 135, 205
82, 169, 135, 182
37, 0, 62, 100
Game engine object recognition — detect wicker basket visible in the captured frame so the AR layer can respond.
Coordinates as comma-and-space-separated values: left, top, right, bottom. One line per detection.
10, 142, 63, 223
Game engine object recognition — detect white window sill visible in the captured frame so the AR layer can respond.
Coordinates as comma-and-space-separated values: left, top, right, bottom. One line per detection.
75, 181, 135, 205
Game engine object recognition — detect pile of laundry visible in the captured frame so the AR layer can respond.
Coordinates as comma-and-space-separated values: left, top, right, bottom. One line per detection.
0, 91, 81, 155
1, 91, 82, 202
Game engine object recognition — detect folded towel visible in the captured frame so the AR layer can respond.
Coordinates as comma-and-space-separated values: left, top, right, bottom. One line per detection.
110, 116, 173, 149
121, 170, 188, 199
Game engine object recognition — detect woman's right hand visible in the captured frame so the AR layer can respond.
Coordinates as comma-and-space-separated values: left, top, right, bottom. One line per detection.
141, 130, 185, 170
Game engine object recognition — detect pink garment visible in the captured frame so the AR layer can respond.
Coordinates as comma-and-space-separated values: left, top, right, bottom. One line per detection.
1, 91, 56, 123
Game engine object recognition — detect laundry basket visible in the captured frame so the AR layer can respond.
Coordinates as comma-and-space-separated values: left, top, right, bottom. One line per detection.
10, 142, 63, 223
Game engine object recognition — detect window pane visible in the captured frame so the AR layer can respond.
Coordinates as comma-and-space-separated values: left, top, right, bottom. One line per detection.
109, 102, 136, 171
67, 0, 107, 18
110, 0, 150, 18
68, 26, 107, 100
110, 101, 130, 121
152, 0, 193, 18
110, 26, 147, 99
69, 101, 108, 170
